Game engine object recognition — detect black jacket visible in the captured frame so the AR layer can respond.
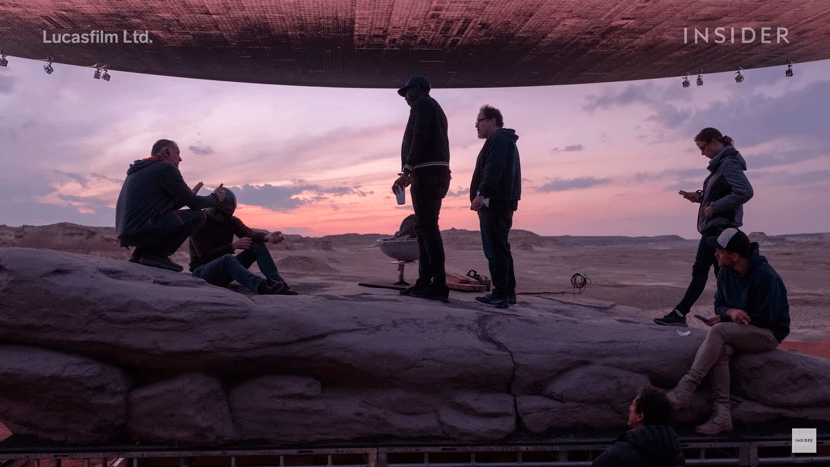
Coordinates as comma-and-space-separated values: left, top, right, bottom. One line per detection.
188, 214, 268, 271
715, 242, 790, 342
592, 425, 685, 467
469, 128, 521, 204
115, 158, 218, 246
400, 95, 450, 174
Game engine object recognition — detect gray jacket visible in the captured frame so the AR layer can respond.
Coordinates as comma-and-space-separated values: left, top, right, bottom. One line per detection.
697, 147, 753, 233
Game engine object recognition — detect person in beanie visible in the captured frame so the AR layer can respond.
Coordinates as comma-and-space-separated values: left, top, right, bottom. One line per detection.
666, 228, 790, 435
392, 75, 452, 302
189, 187, 297, 295
655, 128, 753, 326
592, 386, 685, 466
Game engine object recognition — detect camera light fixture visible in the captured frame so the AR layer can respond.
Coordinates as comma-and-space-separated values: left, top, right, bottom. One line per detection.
735, 67, 744, 83
102, 69, 111, 81
43, 57, 54, 74
0, 50, 7, 67
785, 60, 794, 78
682, 73, 690, 88
696, 71, 703, 86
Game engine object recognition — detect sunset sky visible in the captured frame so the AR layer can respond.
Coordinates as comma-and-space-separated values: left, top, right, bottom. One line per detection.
2, 57, 829, 238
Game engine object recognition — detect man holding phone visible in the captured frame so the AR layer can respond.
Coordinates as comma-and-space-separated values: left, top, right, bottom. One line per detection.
665, 228, 789, 436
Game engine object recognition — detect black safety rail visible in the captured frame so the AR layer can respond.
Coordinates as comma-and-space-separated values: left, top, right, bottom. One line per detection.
1, 438, 829, 467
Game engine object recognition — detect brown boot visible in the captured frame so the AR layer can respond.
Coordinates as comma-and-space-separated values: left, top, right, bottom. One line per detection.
666, 374, 698, 409
695, 404, 733, 435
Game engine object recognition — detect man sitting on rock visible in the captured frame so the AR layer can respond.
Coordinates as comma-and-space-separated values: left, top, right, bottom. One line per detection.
116, 139, 226, 272
592, 386, 685, 466
666, 228, 789, 435
188, 187, 297, 295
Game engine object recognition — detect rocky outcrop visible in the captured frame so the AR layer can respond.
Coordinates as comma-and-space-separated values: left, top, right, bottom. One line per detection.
1, 247, 828, 446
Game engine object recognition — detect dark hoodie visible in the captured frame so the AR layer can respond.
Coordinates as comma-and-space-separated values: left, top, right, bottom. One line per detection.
592, 425, 685, 467
715, 242, 790, 342
115, 158, 218, 246
469, 128, 521, 203
697, 146, 753, 233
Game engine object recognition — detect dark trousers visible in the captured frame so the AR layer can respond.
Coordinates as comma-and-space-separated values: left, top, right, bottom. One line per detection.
410, 172, 450, 285
132, 209, 207, 256
478, 204, 516, 297
674, 228, 723, 315
193, 242, 284, 293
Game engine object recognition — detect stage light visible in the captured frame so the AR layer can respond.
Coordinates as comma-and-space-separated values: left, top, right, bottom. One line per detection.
0, 50, 7, 67
785, 60, 793, 77
735, 67, 744, 83
696, 72, 703, 86
102, 70, 111, 81
682, 73, 690, 88
43, 58, 54, 74
94, 67, 101, 79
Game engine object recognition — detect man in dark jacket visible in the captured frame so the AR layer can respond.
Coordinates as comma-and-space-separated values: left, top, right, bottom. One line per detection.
470, 105, 521, 308
189, 188, 296, 295
392, 75, 452, 302
593, 386, 685, 466
667, 228, 789, 435
115, 139, 225, 271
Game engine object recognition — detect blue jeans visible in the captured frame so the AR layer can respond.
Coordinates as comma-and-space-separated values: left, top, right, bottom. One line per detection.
478, 204, 516, 297
192, 242, 284, 293
675, 228, 723, 315
410, 170, 450, 285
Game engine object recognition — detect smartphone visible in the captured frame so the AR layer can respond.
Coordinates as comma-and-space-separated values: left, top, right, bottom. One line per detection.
694, 314, 709, 323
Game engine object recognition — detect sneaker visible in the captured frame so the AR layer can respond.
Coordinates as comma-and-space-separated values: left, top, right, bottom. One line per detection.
508, 292, 517, 305
410, 282, 450, 303
400, 279, 429, 296
476, 293, 509, 309
654, 309, 687, 326
128, 247, 145, 263
139, 253, 183, 272
259, 279, 286, 295
276, 282, 299, 295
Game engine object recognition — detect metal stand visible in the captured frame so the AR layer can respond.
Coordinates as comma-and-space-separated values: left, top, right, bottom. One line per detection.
393, 261, 413, 286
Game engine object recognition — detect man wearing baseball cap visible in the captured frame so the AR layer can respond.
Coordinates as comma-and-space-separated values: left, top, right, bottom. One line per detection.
665, 228, 790, 436
392, 75, 452, 302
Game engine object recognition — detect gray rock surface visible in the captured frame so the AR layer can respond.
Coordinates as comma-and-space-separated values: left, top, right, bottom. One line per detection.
128, 373, 236, 444
0, 345, 128, 444
1, 247, 829, 446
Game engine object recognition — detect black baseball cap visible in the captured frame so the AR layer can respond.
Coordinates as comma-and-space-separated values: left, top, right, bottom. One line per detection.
706, 228, 751, 257
397, 75, 431, 96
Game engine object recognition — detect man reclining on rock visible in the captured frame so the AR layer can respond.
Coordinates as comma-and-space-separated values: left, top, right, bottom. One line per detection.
666, 228, 790, 436
592, 386, 685, 466
188, 187, 297, 295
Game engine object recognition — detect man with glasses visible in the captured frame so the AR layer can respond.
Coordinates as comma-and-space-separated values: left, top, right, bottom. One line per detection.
470, 105, 521, 308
